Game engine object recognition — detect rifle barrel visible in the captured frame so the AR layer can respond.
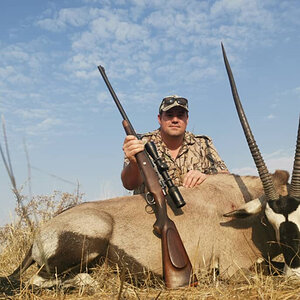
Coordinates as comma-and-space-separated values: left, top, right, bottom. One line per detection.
98, 65, 137, 136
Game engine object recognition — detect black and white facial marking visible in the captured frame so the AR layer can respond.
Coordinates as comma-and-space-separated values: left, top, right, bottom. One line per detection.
265, 196, 300, 276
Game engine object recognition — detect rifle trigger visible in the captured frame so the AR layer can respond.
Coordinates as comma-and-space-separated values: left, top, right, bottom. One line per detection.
145, 192, 155, 206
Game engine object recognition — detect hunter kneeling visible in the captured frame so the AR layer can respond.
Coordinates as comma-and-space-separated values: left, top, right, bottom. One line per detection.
121, 95, 229, 194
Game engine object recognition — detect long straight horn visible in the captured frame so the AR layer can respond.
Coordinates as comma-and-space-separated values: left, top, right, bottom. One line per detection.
221, 43, 278, 201
290, 116, 300, 198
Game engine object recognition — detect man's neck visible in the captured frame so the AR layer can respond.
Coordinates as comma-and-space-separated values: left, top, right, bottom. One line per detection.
160, 130, 185, 151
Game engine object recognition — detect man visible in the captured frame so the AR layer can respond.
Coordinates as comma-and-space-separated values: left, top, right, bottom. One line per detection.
121, 95, 228, 194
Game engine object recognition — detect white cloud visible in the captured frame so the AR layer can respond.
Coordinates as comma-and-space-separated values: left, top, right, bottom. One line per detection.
1, 46, 29, 61
37, 7, 96, 32
0, 42, 51, 90
211, 0, 273, 28
0, 65, 31, 84
267, 114, 275, 119
15, 108, 50, 120
24, 118, 63, 136
38, 118, 62, 128
0, 66, 15, 78
74, 69, 98, 79
88, 12, 148, 43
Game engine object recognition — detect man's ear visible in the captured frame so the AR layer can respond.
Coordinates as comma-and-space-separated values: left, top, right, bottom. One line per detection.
157, 114, 162, 126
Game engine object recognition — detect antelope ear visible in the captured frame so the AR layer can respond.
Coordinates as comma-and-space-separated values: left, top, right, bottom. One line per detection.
223, 198, 263, 218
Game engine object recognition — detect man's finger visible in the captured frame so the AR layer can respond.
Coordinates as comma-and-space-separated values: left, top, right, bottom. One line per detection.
183, 171, 207, 188
195, 174, 206, 185
183, 171, 195, 187
188, 176, 199, 188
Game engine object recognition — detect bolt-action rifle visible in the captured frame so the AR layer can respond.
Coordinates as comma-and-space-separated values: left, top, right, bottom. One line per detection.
98, 65, 197, 288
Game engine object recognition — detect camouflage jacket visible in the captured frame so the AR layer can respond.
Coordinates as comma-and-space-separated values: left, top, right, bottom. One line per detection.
124, 129, 228, 194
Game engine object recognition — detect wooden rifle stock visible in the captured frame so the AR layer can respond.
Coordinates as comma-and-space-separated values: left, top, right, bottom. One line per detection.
98, 65, 196, 288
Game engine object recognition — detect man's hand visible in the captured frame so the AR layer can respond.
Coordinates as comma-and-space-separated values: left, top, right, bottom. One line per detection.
183, 170, 207, 188
123, 135, 145, 163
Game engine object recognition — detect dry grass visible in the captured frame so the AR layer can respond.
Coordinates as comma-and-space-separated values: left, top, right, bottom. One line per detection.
1, 192, 300, 299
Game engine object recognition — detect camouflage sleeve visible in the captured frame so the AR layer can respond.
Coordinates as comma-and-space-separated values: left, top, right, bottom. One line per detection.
123, 133, 148, 168
203, 137, 228, 174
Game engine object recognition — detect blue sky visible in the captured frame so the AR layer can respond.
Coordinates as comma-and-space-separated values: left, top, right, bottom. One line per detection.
0, 0, 299, 225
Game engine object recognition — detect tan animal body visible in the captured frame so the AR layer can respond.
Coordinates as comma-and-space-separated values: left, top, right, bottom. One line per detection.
3, 171, 288, 287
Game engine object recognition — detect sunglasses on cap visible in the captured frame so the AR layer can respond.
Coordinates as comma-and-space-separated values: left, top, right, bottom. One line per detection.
162, 96, 188, 106
159, 96, 189, 114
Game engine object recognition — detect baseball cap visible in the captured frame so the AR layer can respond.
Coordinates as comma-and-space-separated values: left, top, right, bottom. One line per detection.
159, 95, 189, 114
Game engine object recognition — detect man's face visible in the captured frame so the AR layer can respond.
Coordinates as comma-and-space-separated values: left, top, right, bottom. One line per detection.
158, 107, 188, 137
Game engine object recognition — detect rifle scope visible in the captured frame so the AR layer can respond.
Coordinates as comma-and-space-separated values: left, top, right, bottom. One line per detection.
145, 141, 186, 208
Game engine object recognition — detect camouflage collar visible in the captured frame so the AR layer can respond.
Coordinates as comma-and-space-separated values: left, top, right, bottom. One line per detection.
183, 131, 196, 145
158, 129, 196, 159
